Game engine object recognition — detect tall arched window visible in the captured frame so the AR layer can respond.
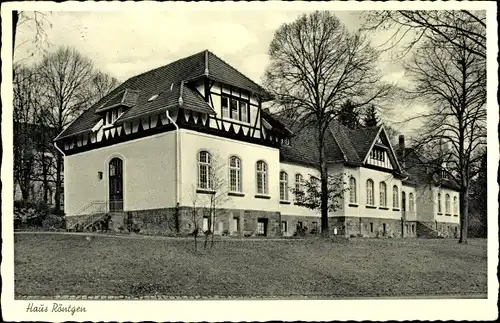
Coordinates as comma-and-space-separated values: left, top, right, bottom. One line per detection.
229, 156, 242, 192
256, 160, 268, 194
349, 177, 357, 203
409, 193, 414, 212
379, 182, 387, 207
437, 193, 442, 213
393, 185, 399, 208
280, 171, 288, 201
366, 179, 374, 206
198, 150, 212, 189
295, 173, 304, 199
453, 196, 458, 215
445, 194, 451, 214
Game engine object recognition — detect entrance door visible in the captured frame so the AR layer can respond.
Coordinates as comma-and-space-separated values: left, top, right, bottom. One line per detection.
402, 192, 406, 212
257, 218, 268, 236
109, 158, 123, 212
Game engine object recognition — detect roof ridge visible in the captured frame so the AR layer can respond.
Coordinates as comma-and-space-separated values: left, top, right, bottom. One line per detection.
207, 50, 267, 94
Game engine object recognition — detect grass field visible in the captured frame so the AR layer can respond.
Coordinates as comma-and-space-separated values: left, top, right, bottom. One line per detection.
14, 233, 487, 298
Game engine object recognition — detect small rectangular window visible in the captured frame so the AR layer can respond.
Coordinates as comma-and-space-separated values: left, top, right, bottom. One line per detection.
240, 101, 248, 123
221, 97, 229, 118
232, 217, 239, 232
230, 98, 238, 119
281, 221, 287, 233
370, 222, 374, 233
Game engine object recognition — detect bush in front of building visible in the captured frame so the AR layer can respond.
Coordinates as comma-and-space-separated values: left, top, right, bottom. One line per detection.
14, 200, 66, 230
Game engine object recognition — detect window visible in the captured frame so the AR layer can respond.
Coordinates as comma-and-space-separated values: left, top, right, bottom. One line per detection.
229, 156, 242, 192
295, 174, 304, 199
257, 219, 267, 236
412, 224, 415, 235
393, 185, 399, 208
105, 108, 122, 125
349, 177, 357, 204
232, 217, 240, 232
445, 194, 451, 214
454, 196, 458, 215
297, 221, 303, 229
280, 171, 289, 201
221, 94, 250, 123
312, 222, 318, 230
198, 151, 212, 189
221, 97, 229, 118
230, 98, 238, 119
281, 221, 288, 233
370, 222, 374, 233
240, 101, 248, 123
366, 179, 374, 206
202, 216, 209, 232
256, 160, 268, 194
437, 193, 442, 213
379, 182, 387, 207
382, 223, 387, 236
409, 193, 415, 212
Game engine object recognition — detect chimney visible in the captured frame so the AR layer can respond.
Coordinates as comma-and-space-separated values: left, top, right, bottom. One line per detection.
398, 135, 405, 167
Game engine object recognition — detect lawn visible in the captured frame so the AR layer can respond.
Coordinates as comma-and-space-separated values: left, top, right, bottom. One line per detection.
14, 233, 488, 298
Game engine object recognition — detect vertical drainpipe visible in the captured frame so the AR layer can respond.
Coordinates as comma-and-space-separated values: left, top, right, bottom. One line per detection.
166, 109, 181, 226
53, 139, 66, 214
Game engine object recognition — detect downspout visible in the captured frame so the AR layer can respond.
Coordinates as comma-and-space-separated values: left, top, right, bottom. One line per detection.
165, 110, 181, 209
53, 140, 66, 214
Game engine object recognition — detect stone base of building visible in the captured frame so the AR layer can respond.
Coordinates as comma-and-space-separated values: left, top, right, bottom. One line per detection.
66, 207, 282, 237
327, 216, 418, 238
417, 221, 460, 238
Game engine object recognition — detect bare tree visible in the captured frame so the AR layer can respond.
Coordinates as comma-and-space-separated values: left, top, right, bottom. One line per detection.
361, 10, 486, 60
37, 47, 95, 213
13, 64, 43, 200
264, 11, 393, 234
403, 24, 486, 244
88, 71, 119, 104
188, 186, 202, 252
13, 11, 52, 60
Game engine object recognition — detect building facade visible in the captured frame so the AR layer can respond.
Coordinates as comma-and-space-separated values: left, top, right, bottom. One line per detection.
55, 50, 460, 237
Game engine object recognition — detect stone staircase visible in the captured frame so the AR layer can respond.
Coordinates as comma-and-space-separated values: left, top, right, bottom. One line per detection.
416, 221, 442, 238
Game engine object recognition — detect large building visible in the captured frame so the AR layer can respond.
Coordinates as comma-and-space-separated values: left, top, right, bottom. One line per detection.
55, 50, 460, 237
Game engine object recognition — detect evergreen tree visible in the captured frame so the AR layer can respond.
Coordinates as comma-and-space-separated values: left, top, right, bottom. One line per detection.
338, 100, 361, 129
363, 105, 379, 128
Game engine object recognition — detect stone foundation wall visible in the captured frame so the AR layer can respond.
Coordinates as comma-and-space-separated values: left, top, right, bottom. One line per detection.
328, 216, 418, 238
416, 221, 460, 238
280, 214, 322, 236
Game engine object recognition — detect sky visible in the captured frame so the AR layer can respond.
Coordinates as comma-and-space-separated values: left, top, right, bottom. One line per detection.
14, 9, 420, 136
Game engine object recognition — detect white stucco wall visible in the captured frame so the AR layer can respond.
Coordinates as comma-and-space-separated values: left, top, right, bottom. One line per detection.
433, 186, 460, 224
178, 129, 280, 211
343, 166, 403, 220
401, 184, 417, 221
64, 132, 177, 216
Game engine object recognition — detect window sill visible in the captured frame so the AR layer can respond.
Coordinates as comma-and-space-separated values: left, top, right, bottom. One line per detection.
196, 188, 215, 195
437, 212, 443, 215
255, 194, 271, 199
445, 213, 452, 216
379, 206, 390, 210
280, 200, 291, 205
228, 191, 245, 197
348, 203, 359, 208
366, 205, 377, 209
453, 214, 459, 216
392, 208, 400, 211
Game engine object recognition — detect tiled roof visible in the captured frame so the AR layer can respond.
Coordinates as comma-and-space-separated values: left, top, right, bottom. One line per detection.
56, 50, 270, 140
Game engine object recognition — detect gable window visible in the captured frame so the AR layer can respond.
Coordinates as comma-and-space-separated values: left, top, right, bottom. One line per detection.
105, 107, 123, 126
379, 182, 387, 207
366, 179, 375, 206
256, 160, 268, 195
198, 151, 212, 190
295, 174, 304, 200
221, 93, 250, 123
229, 156, 242, 192
280, 171, 289, 201
445, 194, 451, 214
437, 193, 442, 213
409, 193, 415, 212
370, 148, 386, 162
453, 196, 458, 215
393, 185, 399, 208
349, 177, 357, 204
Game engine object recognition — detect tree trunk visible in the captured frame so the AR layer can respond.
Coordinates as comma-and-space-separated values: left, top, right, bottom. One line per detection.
459, 187, 469, 244
54, 153, 63, 213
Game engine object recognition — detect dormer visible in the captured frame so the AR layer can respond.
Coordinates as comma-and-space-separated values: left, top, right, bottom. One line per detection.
94, 88, 141, 129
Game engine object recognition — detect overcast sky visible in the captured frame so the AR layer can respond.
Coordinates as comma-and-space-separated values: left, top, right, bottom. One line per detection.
14, 10, 418, 135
